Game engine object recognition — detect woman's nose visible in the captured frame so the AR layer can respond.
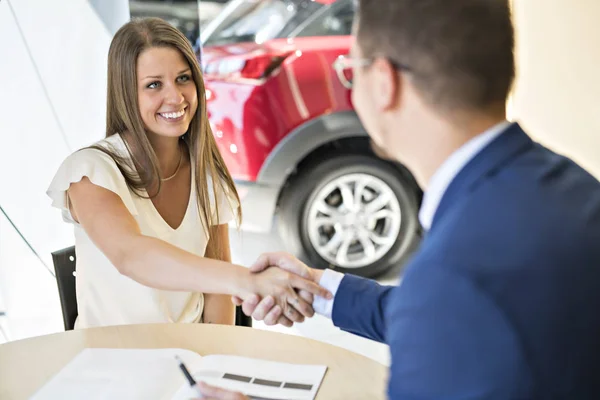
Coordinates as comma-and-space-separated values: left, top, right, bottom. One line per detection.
164, 84, 184, 104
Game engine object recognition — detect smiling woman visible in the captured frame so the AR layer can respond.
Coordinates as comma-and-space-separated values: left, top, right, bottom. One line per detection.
45, 18, 331, 330
137, 48, 197, 142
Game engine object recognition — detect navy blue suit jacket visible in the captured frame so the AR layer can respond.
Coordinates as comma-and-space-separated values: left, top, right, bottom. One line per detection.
332, 124, 600, 399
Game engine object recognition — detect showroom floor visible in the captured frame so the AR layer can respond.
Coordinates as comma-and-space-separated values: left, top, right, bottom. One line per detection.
0, 228, 403, 367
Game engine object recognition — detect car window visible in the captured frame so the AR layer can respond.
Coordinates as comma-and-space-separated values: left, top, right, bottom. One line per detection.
275, 1, 326, 38
130, 0, 203, 45
203, 0, 323, 47
291, 0, 354, 38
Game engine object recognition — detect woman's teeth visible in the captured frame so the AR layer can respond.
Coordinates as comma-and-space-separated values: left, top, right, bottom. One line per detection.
160, 109, 185, 119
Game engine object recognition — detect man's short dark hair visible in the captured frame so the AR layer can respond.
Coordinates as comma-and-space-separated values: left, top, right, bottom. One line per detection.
356, 0, 515, 113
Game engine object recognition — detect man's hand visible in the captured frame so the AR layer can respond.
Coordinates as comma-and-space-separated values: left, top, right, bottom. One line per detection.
247, 264, 329, 324
195, 381, 248, 400
233, 252, 325, 326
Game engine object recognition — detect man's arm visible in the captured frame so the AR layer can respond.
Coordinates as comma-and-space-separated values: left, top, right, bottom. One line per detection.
239, 253, 394, 343
329, 273, 395, 343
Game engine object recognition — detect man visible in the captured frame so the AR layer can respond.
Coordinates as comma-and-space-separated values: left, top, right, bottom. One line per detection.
198, 0, 600, 398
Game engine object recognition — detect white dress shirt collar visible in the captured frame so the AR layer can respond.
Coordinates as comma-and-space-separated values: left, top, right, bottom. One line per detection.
418, 120, 512, 231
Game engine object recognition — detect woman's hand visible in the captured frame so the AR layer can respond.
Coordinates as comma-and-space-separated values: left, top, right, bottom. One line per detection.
248, 266, 332, 323
232, 252, 326, 327
194, 382, 248, 399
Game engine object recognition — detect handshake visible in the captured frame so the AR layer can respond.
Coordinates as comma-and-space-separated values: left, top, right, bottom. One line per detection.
232, 252, 331, 327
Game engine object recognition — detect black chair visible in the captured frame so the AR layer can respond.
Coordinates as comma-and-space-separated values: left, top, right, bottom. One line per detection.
51, 246, 252, 330
52, 246, 78, 331
235, 303, 252, 328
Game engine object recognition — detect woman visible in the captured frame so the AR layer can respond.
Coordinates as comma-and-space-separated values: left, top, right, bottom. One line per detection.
47, 18, 329, 329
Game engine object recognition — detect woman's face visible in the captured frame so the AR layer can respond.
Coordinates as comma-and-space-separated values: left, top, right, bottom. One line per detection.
136, 46, 198, 139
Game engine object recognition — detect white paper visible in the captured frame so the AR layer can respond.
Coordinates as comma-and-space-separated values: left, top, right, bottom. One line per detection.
30, 348, 203, 400
30, 348, 327, 400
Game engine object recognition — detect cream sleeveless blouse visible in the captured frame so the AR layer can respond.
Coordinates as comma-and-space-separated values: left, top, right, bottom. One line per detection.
47, 134, 238, 329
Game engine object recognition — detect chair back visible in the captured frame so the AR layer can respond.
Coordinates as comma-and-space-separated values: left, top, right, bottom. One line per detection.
51, 246, 252, 329
236, 303, 252, 327
51, 246, 78, 331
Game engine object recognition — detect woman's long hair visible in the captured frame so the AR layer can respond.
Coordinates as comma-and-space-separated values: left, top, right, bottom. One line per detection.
93, 17, 241, 252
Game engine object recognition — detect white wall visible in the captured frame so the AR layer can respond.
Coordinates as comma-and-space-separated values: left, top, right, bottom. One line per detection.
511, 0, 600, 179
0, 0, 129, 341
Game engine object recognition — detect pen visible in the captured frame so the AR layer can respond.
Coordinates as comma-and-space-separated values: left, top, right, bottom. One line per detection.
175, 355, 204, 399
175, 357, 283, 400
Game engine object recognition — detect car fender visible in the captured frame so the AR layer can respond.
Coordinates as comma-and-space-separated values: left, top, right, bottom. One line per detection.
257, 111, 368, 186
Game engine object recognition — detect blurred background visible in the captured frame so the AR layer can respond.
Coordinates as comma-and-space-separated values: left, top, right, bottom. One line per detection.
1, 0, 599, 366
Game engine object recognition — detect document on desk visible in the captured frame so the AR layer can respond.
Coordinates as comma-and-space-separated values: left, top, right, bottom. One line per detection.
30, 348, 328, 400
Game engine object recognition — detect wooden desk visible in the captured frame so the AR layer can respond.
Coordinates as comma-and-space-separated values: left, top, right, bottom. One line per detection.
0, 323, 387, 399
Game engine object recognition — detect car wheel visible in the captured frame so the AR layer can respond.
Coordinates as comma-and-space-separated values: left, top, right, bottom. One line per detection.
277, 153, 420, 278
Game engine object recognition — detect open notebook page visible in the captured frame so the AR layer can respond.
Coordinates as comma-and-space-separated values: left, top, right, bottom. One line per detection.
30, 348, 327, 400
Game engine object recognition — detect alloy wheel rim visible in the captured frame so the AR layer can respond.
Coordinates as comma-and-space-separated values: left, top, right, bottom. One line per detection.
306, 173, 402, 269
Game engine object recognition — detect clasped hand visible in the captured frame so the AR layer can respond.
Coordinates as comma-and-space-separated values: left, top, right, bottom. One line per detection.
236, 252, 325, 327
197, 253, 325, 400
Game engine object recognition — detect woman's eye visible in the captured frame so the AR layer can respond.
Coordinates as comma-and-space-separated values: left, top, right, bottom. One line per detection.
177, 74, 191, 83
147, 81, 161, 89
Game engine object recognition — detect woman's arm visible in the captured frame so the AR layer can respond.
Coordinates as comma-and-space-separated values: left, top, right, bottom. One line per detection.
67, 177, 331, 320
69, 177, 249, 296
202, 224, 235, 325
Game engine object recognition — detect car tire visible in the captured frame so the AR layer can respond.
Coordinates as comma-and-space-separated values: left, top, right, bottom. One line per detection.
277, 153, 421, 278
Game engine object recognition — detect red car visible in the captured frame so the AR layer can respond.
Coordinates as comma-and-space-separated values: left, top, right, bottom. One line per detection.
200, 0, 422, 278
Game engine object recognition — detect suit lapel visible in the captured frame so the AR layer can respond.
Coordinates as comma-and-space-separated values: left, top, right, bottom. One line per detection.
429, 123, 534, 232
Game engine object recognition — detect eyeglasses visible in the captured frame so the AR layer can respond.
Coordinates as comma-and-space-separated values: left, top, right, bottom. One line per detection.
332, 54, 411, 89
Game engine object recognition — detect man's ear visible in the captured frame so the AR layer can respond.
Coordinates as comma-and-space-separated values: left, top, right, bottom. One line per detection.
371, 58, 399, 111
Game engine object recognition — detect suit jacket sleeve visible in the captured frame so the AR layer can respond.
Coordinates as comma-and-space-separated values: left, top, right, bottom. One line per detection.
331, 274, 394, 343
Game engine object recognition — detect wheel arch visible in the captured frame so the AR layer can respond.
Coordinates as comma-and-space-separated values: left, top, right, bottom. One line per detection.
260, 113, 422, 210
257, 111, 369, 186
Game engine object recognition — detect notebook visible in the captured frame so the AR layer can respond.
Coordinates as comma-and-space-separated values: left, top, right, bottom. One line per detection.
30, 348, 328, 400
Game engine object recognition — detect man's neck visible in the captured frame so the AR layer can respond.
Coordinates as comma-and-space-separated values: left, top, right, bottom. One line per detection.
408, 111, 507, 190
